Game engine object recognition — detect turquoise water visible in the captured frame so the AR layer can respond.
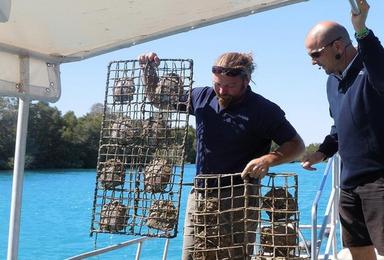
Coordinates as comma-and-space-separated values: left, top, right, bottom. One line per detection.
0, 163, 329, 260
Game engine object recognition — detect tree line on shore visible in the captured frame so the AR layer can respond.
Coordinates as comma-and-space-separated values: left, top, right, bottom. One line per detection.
0, 97, 196, 170
0, 97, 319, 170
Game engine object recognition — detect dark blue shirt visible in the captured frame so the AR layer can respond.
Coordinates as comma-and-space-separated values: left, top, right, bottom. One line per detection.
326, 30, 384, 188
189, 86, 298, 176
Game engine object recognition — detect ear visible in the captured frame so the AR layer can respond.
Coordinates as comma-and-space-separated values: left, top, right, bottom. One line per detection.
333, 40, 343, 52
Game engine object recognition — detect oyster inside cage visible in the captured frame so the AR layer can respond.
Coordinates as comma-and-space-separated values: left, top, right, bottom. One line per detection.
110, 117, 143, 145
98, 159, 125, 189
144, 158, 172, 193
262, 187, 297, 221
194, 228, 233, 260
146, 73, 184, 109
142, 115, 168, 146
260, 224, 297, 257
194, 197, 219, 225
113, 77, 135, 103
146, 200, 177, 231
99, 200, 127, 232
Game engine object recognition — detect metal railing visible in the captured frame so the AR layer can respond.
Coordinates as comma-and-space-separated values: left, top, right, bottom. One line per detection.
311, 155, 341, 260
65, 237, 170, 260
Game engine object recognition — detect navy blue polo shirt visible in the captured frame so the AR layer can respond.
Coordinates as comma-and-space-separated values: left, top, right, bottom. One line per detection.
189, 86, 298, 176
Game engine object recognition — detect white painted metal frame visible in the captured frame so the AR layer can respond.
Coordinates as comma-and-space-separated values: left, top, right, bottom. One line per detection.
311, 155, 341, 260
65, 236, 170, 260
348, 0, 360, 14
7, 57, 31, 260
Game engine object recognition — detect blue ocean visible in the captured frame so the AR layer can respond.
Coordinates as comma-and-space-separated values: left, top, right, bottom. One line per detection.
0, 163, 329, 259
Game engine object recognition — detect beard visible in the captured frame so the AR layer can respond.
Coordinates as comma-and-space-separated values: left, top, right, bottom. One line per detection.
217, 95, 233, 109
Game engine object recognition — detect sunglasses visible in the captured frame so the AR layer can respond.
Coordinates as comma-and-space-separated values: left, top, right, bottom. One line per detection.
212, 66, 247, 77
309, 37, 342, 59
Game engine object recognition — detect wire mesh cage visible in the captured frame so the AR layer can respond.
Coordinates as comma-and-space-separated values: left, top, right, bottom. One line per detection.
255, 172, 303, 260
189, 172, 306, 260
191, 173, 260, 260
90, 58, 193, 238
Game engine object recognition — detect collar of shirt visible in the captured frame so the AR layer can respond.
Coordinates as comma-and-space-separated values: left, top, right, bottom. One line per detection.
333, 53, 358, 80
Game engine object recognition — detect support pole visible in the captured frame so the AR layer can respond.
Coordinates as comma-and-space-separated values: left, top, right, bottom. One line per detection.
7, 56, 31, 260
7, 97, 30, 260
348, 0, 360, 15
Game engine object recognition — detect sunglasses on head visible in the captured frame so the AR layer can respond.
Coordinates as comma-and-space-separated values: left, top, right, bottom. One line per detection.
212, 66, 247, 77
309, 37, 342, 59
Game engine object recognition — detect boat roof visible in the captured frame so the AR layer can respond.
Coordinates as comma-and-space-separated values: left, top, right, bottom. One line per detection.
0, 0, 306, 101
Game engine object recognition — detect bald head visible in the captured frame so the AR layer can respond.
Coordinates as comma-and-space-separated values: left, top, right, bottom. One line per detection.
306, 21, 351, 48
305, 21, 357, 75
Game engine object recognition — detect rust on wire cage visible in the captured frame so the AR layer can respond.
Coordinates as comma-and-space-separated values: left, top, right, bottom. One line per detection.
190, 172, 307, 260
90, 59, 193, 238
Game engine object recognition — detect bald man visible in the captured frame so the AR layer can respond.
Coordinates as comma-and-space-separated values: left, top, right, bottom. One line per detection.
301, 1, 384, 259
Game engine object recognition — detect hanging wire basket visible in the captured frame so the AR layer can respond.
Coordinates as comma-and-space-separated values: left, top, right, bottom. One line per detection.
90, 58, 193, 238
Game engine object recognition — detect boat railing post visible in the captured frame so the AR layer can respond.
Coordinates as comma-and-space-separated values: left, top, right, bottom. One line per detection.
7, 56, 31, 260
135, 241, 143, 260
162, 239, 170, 260
331, 156, 337, 259
311, 202, 318, 260
311, 156, 334, 260
333, 155, 341, 256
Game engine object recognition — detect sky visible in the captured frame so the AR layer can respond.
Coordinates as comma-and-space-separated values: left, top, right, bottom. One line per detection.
55, 0, 384, 145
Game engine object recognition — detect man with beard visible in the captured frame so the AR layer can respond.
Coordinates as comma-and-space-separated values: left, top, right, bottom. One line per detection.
139, 51, 304, 259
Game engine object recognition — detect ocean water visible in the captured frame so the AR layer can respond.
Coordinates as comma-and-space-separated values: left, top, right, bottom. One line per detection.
0, 163, 329, 260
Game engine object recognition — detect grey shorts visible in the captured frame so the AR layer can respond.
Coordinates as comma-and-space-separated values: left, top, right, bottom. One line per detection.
339, 176, 384, 255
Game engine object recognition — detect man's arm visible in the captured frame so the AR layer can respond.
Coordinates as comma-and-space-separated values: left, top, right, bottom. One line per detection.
301, 133, 338, 171
241, 134, 305, 179
352, 0, 384, 94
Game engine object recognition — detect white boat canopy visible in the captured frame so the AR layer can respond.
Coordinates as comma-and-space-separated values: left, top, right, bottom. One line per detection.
0, 0, 306, 101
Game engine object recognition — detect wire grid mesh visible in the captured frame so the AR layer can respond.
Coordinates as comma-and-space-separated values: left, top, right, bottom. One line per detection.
90, 59, 193, 238
255, 173, 303, 260
190, 172, 306, 260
